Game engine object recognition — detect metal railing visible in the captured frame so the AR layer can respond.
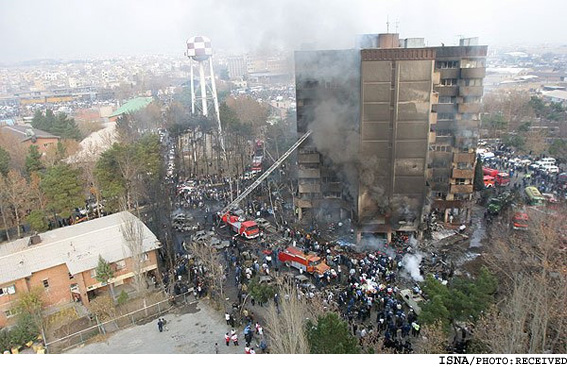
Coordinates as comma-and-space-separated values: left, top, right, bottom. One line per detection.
45, 291, 194, 353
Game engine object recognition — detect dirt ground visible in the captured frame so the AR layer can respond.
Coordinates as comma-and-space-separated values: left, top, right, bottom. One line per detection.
65, 299, 242, 354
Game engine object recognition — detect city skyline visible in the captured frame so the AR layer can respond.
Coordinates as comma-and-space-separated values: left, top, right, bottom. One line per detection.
1, 0, 566, 63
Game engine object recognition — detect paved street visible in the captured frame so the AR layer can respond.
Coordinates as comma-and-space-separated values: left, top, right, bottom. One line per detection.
66, 300, 240, 354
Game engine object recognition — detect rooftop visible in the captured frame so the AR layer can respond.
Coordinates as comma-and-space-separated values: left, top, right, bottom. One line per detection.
1, 124, 59, 142
0, 211, 160, 285
108, 96, 153, 117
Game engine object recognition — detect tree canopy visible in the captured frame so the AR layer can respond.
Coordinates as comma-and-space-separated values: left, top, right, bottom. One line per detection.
41, 164, 84, 217
420, 267, 497, 330
31, 109, 82, 140
306, 312, 360, 354
25, 145, 44, 176
0, 146, 10, 177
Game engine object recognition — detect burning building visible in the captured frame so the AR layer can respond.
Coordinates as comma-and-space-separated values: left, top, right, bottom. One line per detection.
295, 33, 487, 242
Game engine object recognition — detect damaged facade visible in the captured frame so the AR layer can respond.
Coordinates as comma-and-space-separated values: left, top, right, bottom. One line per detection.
295, 34, 487, 242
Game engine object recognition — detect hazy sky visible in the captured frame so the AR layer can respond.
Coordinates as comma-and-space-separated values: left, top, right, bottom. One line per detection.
1, 0, 566, 62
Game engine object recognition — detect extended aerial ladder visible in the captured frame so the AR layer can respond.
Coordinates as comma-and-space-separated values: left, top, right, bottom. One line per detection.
219, 130, 312, 216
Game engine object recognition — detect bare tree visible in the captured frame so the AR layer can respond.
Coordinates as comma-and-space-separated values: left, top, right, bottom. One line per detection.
476, 209, 567, 353
188, 242, 225, 307
0, 170, 30, 237
120, 213, 148, 294
264, 280, 317, 354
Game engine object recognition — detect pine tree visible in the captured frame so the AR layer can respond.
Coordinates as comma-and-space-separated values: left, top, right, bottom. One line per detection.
473, 158, 484, 192
95, 255, 116, 300
0, 146, 10, 177
40, 163, 84, 218
25, 145, 44, 176
306, 312, 360, 354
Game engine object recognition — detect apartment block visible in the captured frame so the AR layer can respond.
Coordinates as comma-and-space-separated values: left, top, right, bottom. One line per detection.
295, 34, 487, 241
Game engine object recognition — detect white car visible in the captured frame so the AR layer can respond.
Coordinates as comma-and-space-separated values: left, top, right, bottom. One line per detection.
546, 165, 560, 174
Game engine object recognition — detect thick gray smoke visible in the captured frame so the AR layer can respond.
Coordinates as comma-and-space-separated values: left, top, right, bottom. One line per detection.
401, 253, 424, 282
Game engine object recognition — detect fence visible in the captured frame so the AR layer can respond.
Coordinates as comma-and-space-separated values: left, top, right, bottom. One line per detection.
45, 291, 194, 353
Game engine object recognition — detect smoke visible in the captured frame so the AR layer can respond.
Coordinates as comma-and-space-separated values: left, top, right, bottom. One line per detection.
401, 252, 424, 282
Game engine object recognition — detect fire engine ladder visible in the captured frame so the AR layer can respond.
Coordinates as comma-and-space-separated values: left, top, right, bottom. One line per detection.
219, 130, 312, 216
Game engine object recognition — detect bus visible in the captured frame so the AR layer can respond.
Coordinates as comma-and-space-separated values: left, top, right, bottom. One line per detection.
524, 186, 545, 207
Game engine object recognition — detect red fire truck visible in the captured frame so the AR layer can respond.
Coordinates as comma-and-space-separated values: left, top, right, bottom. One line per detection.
483, 168, 510, 186
222, 213, 260, 239
278, 246, 330, 276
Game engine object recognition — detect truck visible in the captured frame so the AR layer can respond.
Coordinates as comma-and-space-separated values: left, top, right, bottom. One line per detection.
483, 168, 510, 186
222, 213, 260, 239
512, 211, 529, 230
484, 175, 495, 188
487, 192, 513, 216
278, 246, 330, 276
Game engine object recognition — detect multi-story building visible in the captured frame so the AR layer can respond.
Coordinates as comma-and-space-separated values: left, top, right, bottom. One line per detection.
295, 33, 487, 242
0, 212, 161, 327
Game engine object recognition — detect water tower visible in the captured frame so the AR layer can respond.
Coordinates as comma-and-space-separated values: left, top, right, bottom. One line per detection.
186, 36, 224, 153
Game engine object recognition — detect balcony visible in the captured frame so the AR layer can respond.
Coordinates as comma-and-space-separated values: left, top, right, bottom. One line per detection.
436, 86, 459, 96
459, 86, 484, 97
435, 135, 454, 145
453, 152, 475, 163
298, 183, 321, 193
439, 68, 459, 79
452, 168, 474, 179
298, 153, 320, 164
296, 199, 313, 208
431, 91, 439, 105
458, 103, 481, 114
450, 184, 473, 194
322, 182, 343, 193
430, 112, 437, 125
460, 67, 486, 79
435, 103, 457, 114
456, 119, 479, 129
298, 169, 320, 179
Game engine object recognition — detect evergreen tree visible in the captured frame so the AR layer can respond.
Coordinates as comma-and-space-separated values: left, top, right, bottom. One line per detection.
473, 158, 484, 192
306, 312, 360, 354
25, 145, 44, 176
0, 146, 10, 177
95, 255, 116, 300
40, 164, 84, 218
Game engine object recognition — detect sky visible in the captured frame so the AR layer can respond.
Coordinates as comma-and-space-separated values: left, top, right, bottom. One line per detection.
1, 0, 566, 62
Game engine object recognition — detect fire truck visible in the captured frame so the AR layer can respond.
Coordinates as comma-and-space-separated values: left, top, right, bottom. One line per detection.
222, 213, 260, 239
512, 211, 529, 230
483, 168, 510, 187
278, 246, 330, 276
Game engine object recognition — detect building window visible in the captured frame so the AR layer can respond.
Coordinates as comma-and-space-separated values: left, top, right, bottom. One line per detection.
436, 60, 459, 69
116, 260, 126, 270
0, 284, 16, 297
4, 308, 19, 318
42, 279, 49, 289
68, 272, 74, 280
461, 59, 485, 68
438, 96, 455, 104
463, 96, 481, 103
456, 178, 467, 185
438, 113, 455, 121
143, 253, 150, 262
463, 78, 483, 87
441, 78, 457, 86
90, 269, 97, 278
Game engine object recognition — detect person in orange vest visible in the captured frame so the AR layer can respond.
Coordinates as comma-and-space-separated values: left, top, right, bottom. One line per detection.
224, 332, 230, 346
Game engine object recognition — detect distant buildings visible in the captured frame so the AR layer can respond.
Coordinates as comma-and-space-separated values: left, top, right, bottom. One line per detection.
295, 33, 487, 242
0, 212, 161, 327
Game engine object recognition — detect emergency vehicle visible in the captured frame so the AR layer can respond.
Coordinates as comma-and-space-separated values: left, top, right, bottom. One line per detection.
278, 246, 330, 276
222, 213, 260, 239
512, 212, 529, 230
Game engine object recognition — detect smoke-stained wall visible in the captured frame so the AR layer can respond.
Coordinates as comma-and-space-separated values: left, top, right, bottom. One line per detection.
295, 49, 360, 220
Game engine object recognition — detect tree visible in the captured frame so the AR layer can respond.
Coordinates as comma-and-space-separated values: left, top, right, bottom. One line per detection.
31, 110, 82, 140
25, 145, 44, 176
473, 211, 567, 353
95, 256, 116, 301
27, 209, 49, 232
120, 213, 147, 294
264, 281, 315, 354
14, 286, 45, 341
473, 159, 484, 192
248, 277, 275, 305
306, 312, 360, 354
0, 170, 30, 238
482, 112, 508, 138
0, 146, 10, 177
41, 164, 85, 218
420, 267, 497, 331
188, 242, 225, 306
